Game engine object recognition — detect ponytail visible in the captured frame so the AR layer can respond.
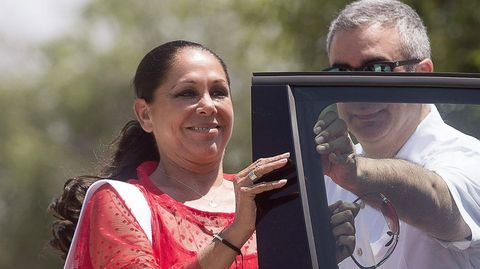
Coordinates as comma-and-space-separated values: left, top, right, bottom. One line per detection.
48, 176, 98, 258
48, 120, 158, 258
105, 120, 159, 181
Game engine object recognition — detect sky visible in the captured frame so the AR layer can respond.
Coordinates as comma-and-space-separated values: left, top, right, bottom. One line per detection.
0, 0, 87, 43
0, 0, 88, 76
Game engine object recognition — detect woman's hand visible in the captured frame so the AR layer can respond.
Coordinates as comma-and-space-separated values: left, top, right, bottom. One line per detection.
329, 200, 360, 264
199, 153, 290, 269
230, 152, 290, 237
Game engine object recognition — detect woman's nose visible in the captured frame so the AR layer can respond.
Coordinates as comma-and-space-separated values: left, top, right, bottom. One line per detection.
196, 94, 217, 115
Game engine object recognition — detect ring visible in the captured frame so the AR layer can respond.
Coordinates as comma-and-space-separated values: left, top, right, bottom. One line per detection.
248, 170, 258, 182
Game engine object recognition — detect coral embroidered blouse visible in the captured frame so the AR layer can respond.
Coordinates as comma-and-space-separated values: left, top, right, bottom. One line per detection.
68, 161, 258, 269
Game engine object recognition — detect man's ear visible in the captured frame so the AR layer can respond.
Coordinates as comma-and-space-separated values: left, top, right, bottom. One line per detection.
416, 58, 434, 72
133, 98, 154, 133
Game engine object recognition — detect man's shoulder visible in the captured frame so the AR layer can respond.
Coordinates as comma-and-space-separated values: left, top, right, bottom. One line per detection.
398, 109, 480, 162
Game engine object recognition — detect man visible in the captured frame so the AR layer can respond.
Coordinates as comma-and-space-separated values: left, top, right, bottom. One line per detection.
314, 0, 480, 268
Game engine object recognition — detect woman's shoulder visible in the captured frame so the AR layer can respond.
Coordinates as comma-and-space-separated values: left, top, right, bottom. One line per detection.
88, 180, 139, 201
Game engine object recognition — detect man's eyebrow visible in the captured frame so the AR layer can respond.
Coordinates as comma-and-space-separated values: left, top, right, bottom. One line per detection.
362, 57, 390, 65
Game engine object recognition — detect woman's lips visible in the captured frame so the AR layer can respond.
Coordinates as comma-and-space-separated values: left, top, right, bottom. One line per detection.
190, 127, 217, 131
187, 124, 220, 134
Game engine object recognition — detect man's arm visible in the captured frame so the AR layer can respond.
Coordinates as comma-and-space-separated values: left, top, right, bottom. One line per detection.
314, 111, 471, 242
348, 157, 470, 242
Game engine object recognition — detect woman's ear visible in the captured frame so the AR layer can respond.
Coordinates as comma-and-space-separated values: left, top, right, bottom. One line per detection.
416, 58, 434, 72
133, 98, 154, 133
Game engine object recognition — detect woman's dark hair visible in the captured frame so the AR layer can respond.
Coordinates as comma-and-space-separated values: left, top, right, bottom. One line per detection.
48, 40, 230, 258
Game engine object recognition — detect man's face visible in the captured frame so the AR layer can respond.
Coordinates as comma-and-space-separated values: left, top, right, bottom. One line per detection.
329, 25, 424, 154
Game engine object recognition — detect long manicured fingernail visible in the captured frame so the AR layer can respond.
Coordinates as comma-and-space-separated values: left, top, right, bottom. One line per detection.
282, 152, 290, 157
315, 135, 324, 144
277, 179, 288, 184
313, 127, 321, 134
316, 145, 326, 153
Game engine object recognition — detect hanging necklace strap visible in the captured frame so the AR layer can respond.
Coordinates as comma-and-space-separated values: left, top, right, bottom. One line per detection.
156, 167, 222, 208
169, 172, 206, 198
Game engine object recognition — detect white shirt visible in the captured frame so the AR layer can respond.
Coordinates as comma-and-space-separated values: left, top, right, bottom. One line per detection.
325, 105, 480, 269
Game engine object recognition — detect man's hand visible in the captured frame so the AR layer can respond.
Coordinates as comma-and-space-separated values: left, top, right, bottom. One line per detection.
313, 110, 357, 189
329, 200, 360, 264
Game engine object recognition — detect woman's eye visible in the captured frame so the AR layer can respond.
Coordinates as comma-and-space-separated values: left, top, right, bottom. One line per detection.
176, 89, 197, 98
211, 88, 229, 97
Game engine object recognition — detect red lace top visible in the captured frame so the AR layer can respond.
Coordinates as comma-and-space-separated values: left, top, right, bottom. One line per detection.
68, 161, 258, 269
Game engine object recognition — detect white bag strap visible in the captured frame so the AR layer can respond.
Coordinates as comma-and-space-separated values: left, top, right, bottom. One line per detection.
64, 180, 152, 269
107, 180, 152, 243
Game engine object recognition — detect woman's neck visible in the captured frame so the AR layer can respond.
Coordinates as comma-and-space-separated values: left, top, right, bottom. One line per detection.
149, 157, 235, 212
151, 157, 224, 195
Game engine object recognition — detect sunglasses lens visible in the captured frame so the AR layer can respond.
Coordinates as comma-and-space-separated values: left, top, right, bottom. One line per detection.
364, 63, 393, 72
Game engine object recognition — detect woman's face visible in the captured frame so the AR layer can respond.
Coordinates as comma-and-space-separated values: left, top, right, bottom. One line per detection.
139, 47, 233, 167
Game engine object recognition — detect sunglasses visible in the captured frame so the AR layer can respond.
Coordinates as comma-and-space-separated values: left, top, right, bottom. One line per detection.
324, 59, 421, 72
351, 192, 400, 269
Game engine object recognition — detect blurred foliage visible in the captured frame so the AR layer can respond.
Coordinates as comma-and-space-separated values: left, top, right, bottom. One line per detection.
0, 0, 479, 268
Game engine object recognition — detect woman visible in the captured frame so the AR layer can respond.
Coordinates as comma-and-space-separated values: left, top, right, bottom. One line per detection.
49, 40, 357, 268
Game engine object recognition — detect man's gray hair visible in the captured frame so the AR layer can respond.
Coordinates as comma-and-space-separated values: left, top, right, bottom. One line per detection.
326, 0, 431, 61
